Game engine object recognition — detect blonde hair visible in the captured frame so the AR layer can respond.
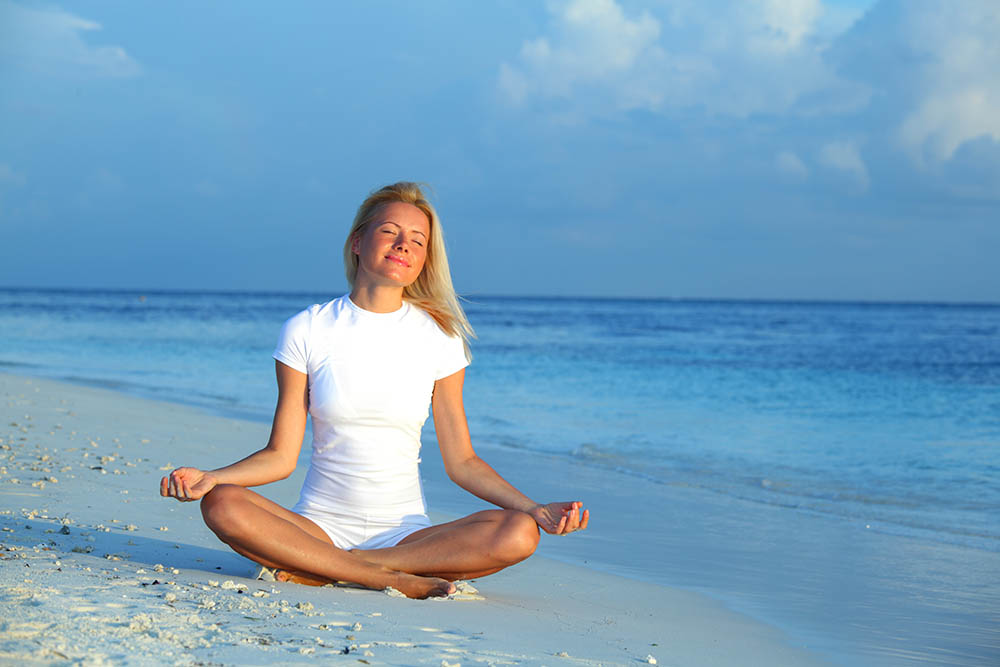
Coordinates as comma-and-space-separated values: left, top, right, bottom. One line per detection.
343, 182, 474, 357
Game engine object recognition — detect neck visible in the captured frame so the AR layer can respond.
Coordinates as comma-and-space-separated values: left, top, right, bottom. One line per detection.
349, 282, 405, 313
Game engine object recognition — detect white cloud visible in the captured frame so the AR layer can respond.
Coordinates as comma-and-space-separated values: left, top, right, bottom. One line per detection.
941, 135, 1000, 199
776, 150, 809, 180
900, 88, 1000, 164
819, 140, 869, 191
501, 0, 999, 192
0, 0, 141, 78
497, 63, 530, 107
831, 0, 1000, 166
814, 2, 868, 39
499, 0, 862, 117
559, 0, 661, 75
498, 0, 669, 112
894, 4, 1000, 163
696, 0, 824, 56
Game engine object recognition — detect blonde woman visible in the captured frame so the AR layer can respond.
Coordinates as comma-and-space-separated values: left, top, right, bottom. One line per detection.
160, 182, 589, 598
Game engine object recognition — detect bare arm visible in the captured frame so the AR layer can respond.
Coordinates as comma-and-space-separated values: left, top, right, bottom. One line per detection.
432, 369, 589, 534
160, 361, 308, 501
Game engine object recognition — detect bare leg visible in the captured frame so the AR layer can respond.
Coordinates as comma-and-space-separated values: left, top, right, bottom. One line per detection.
355, 509, 541, 580
199, 484, 454, 599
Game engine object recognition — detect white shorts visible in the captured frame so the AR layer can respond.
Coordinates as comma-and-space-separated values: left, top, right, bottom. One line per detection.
296, 507, 432, 551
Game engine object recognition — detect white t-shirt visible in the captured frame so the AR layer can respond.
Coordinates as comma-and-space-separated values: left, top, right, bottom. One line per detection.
273, 295, 469, 519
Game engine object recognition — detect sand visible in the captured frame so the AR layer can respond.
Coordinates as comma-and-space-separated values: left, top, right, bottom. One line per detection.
0, 372, 828, 665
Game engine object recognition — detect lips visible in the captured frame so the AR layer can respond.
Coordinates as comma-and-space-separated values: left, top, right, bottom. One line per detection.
385, 254, 410, 267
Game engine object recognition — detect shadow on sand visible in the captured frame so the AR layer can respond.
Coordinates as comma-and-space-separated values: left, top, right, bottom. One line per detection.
2, 514, 256, 581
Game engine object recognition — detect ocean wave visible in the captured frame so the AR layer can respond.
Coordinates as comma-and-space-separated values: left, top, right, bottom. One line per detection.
480, 437, 1000, 552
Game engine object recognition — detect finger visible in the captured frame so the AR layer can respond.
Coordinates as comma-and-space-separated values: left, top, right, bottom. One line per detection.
557, 501, 579, 516
555, 514, 568, 534
562, 506, 585, 533
579, 509, 590, 531
159, 476, 168, 497
180, 478, 191, 501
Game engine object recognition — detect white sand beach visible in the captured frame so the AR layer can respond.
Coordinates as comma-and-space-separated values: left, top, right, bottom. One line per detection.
0, 372, 828, 665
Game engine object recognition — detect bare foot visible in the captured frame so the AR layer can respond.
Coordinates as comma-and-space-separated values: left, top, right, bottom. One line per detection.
274, 569, 331, 586
273, 568, 455, 599
392, 571, 456, 599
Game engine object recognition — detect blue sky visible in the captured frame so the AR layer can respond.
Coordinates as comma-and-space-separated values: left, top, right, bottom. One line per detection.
1, 0, 997, 301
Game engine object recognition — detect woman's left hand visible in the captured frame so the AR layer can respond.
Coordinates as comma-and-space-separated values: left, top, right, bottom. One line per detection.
529, 501, 590, 535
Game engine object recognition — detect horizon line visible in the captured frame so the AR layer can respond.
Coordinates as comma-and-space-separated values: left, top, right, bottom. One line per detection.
1, 285, 998, 308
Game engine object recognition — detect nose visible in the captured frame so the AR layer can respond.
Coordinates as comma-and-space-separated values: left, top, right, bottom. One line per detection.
393, 235, 409, 252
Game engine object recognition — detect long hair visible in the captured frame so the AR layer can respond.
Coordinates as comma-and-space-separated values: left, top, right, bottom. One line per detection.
343, 182, 474, 358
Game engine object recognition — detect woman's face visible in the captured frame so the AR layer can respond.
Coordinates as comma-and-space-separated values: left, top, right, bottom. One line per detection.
352, 202, 430, 289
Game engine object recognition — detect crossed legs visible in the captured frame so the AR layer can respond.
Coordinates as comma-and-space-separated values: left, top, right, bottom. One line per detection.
199, 484, 539, 598
360, 509, 540, 580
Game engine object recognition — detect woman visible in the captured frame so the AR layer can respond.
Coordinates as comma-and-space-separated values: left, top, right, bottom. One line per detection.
160, 182, 588, 599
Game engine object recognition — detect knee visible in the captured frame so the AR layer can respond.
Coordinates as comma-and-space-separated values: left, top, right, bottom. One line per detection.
494, 511, 540, 564
199, 484, 246, 535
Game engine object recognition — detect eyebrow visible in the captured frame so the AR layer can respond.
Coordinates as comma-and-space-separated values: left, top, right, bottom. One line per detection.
380, 220, 427, 238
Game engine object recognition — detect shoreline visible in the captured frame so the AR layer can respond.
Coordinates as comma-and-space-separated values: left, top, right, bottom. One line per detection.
19, 363, 999, 556
0, 371, 829, 665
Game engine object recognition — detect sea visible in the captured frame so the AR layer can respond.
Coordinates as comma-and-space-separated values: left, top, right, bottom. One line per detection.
1, 287, 998, 666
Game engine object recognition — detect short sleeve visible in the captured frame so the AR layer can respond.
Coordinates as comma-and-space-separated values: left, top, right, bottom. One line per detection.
435, 333, 470, 380
272, 309, 311, 374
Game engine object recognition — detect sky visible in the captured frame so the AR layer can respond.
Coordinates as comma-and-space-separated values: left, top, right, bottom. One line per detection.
1, 0, 998, 301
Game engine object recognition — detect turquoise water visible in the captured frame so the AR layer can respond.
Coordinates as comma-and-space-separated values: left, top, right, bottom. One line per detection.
2, 288, 996, 550
1, 288, 998, 664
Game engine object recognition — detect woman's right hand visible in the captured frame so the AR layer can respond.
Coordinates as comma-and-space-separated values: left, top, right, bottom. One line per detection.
160, 467, 218, 502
